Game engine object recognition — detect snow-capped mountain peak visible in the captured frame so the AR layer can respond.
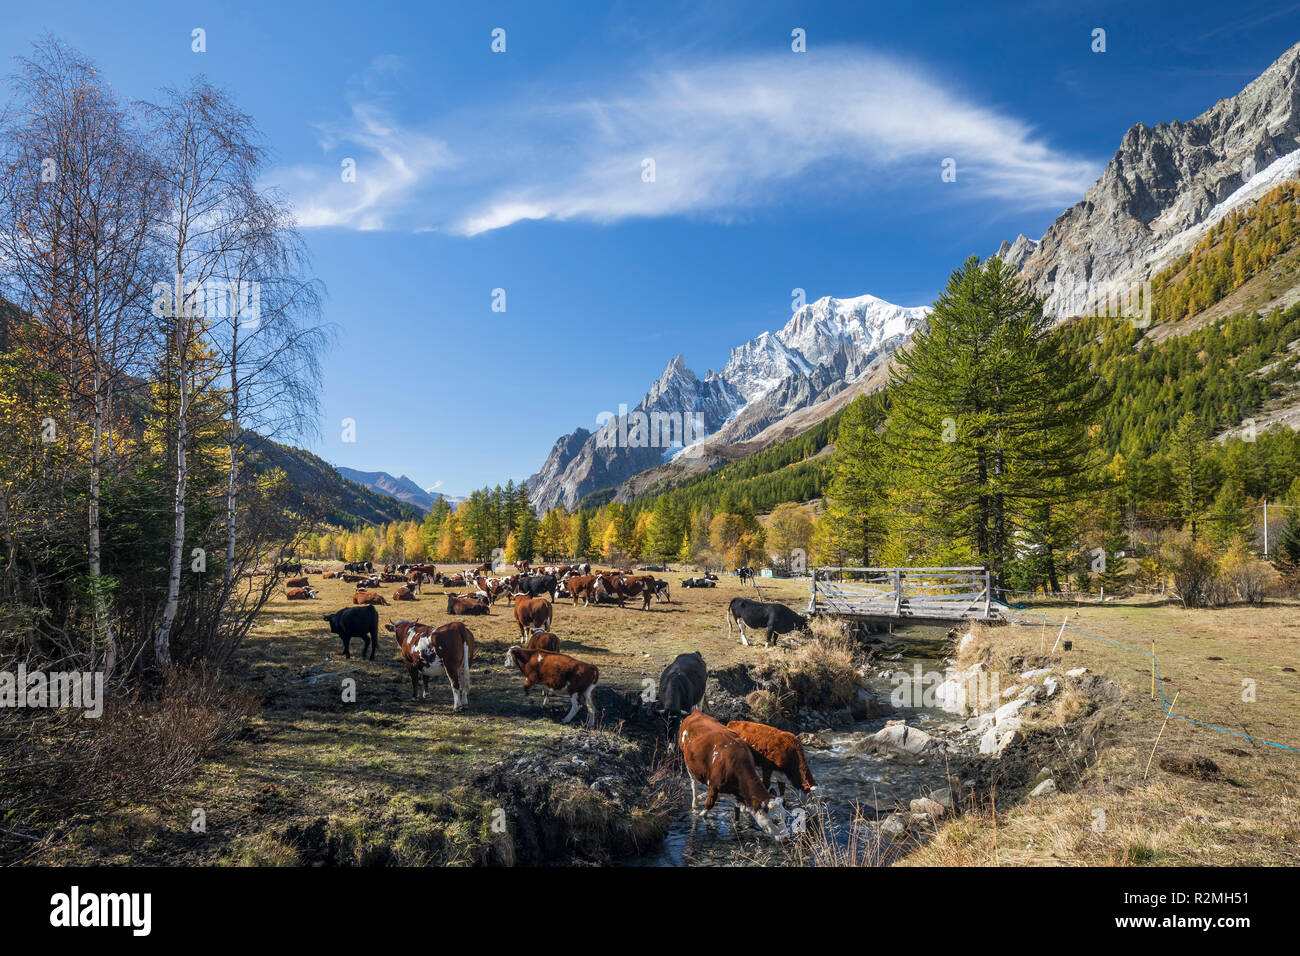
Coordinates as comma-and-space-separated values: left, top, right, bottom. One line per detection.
527, 291, 930, 510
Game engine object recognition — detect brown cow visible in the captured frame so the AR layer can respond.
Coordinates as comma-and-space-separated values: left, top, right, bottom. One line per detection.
595, 573, 654, 610
285, 575, 309, 588
564, 574, 597, 606
512, 594, 553, 638
386, 620, 475, 709
525, 629, 560, 653
447, 593, 488, 615
353, 590, 389, 606
322, 571, 338, 579
285, 586, 318, 600
441, 572, 467, 588
504, 647, 598, 726
678, 712, 785, 839
392, 585, 418, 601
726, 720, 818, 798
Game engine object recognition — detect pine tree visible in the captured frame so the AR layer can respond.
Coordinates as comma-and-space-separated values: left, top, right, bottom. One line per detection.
821, 394, 889, 565
573, 509, 592, 560
883, 255, 1102, 589
1170, 412, 1211, 536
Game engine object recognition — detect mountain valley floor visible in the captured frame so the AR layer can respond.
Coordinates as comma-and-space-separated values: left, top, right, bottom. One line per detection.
28, 571, 1300, 867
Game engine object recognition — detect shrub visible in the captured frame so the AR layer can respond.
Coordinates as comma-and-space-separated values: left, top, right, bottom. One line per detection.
1168, 536, 1221, 607
1218, 547, 1280, 604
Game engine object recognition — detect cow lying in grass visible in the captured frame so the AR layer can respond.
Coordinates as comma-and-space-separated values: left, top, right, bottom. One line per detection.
354, 590, 389, 606
387, 620, 475, 709
504, 647, 599, 727
726, 597, 808, 647
447, 593, 488, 615
678, 711, 785, 840
286, 586, 318, 600
726, 720, 817, 798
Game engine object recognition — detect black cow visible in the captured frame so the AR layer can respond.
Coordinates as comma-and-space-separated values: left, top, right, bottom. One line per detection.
323, 605, 380, 660
344, 561, 373, 573
681, 577, 715, 589
655, 652, 707, 735
515, 574, 558, 600
653, 579, 671, 602
726, 597, 808, 647
736, 566, 756, 585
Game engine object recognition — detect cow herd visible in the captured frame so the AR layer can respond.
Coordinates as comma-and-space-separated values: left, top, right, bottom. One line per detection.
279, 560, 816, 839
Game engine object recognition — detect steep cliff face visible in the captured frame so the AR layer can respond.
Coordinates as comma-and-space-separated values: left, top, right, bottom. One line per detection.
526, 295, 928, 510
1000, 40, 1300, 317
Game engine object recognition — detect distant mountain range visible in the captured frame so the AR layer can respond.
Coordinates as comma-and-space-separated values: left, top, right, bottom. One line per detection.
334, 467, 463, 514
243, 437, 425, 527
527, 294, 930, 510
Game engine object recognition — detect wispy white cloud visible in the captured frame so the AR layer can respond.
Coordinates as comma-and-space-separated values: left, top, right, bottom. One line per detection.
285, 57, 456, 230
286, 49, 1100, 235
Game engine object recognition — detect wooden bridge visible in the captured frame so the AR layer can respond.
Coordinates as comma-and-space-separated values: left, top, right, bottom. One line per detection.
807, 566, 998, 622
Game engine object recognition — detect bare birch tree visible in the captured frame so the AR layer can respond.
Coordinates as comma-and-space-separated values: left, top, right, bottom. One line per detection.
144, 80, 265, 668
0, 38, 161, 674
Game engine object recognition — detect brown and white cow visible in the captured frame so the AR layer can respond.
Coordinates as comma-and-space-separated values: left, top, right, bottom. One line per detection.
286, 586, 318, 600
595, 573, 654, 610
447, 593, 488, 615
512, 594, 553, 639
322, 571, 338, 579
564, 574, 598, 606
678, 711, 785, 839
473, 575, 512, 606
353, 590, 389, 606
726, 720, 818, 798
392, 584, 418, 601
441, 572, 467, 589
504, 647, 599, 727
386, 620, 475, 709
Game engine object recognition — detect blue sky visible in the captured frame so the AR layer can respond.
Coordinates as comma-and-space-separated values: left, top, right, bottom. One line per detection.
4, 1, 1299, 495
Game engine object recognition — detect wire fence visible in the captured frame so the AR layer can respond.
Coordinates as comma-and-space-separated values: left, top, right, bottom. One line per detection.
1005, 606, 1296, 754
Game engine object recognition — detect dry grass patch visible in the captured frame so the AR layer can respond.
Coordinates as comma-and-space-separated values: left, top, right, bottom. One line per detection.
751, 635, 862, 715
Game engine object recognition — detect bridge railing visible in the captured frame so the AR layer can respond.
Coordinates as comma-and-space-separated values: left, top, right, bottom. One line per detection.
809, 566, 997, 621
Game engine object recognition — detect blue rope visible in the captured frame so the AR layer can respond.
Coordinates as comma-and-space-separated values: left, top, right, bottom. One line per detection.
1007, 608, 1296, 754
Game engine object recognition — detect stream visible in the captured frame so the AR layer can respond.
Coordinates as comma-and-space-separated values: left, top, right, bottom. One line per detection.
625, 626, 966, 866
